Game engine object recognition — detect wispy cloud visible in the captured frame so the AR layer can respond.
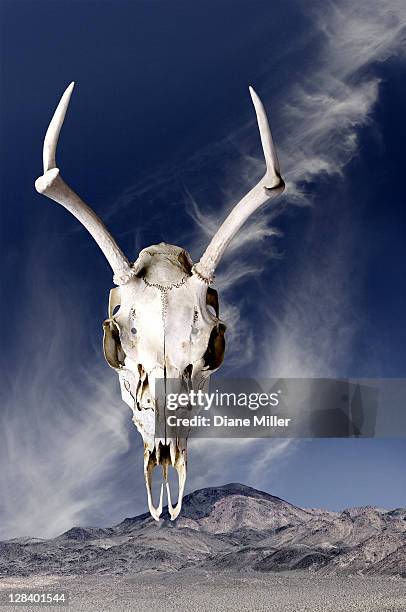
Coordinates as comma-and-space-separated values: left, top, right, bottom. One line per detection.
0, 248, 139, 539
258, 0, 405, 377
262, 218, 357, 378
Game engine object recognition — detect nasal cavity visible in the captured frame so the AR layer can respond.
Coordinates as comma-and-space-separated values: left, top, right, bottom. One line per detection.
183, 364, 193, 379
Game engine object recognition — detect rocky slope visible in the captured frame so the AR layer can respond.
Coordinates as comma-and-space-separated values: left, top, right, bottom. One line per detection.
0, 483, 404, 577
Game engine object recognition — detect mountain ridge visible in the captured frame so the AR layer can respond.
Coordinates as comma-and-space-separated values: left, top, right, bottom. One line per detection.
1, 483, 404, 578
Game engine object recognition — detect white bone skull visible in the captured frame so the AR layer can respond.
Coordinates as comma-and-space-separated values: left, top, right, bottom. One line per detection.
35, 83, 284, 520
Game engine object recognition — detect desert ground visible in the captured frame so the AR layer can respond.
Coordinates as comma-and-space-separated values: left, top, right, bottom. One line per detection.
0, 570, 405, 612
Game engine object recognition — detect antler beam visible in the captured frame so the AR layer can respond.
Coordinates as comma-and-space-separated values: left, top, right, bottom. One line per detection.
193, 87, 285, 283
35, 83, 132, 285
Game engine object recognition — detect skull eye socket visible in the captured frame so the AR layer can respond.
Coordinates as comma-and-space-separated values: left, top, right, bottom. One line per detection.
203, 323, 226, 371
102, 319, 126, 369
206, 287, 219, 318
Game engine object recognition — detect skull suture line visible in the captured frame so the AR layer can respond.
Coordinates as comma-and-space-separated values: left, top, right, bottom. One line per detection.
35, 83, 284, 520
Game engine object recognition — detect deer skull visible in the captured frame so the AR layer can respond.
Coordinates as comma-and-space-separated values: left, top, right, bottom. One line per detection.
35, 83, 284, 520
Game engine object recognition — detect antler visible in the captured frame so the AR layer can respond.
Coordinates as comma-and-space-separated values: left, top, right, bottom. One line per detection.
35, 83, 132, 285
193, 87, 285, 284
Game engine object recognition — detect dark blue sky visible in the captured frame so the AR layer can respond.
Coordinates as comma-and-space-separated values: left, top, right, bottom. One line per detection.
0, 1, 405, 537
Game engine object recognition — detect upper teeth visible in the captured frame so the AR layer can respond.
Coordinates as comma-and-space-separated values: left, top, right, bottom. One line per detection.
144, 442, 187, 522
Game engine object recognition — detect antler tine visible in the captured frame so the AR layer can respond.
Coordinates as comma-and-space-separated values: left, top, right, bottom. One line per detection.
35, 83, 132, 285
193, 87, 285, 284
249, 86, 281, 183
43, 81, 75, 173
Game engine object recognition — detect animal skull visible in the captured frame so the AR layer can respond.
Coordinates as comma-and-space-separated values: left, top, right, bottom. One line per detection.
35, 83, 284, 520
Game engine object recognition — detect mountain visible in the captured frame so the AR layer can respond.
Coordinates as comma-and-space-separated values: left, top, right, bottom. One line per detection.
0, 483, 404, 578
